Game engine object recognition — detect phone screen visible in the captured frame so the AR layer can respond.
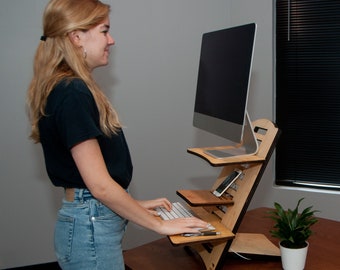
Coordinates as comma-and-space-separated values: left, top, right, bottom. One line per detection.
213, 169, 242, 197
216, 171, 238, 193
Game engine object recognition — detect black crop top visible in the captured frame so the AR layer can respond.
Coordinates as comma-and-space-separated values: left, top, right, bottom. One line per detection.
38, 78, 133, 189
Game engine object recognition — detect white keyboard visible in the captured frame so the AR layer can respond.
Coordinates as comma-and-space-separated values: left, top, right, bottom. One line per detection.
155, 202, 215, 231
156, 202, 195, 220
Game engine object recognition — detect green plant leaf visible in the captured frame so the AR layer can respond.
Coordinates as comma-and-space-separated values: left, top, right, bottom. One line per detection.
267, 198, 319, 248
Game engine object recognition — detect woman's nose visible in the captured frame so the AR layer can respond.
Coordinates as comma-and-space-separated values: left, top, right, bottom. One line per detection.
108, 33, 115, 45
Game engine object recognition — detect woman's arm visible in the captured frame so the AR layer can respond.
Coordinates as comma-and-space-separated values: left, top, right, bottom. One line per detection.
71, 138, 209, 235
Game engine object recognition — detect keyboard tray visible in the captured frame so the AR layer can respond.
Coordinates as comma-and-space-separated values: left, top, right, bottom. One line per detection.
168, 206, 234, 246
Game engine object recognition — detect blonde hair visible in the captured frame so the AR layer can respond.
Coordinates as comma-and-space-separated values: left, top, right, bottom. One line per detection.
27, 0, 121, 143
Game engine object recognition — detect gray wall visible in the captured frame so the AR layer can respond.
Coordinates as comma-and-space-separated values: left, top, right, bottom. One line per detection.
1, 0, 339, 268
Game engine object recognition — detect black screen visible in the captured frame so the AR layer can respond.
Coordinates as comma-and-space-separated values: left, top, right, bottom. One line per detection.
194, 23, 256, 126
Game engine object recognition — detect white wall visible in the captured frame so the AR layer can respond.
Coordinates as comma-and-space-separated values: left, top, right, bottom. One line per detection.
1, 0, 339, 269
0, 1, 64, 268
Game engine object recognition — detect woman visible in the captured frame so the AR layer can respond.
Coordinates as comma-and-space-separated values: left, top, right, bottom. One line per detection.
27, 0, 208, 269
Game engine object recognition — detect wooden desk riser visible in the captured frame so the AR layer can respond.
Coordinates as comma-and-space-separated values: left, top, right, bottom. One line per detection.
167, 119, 280, 270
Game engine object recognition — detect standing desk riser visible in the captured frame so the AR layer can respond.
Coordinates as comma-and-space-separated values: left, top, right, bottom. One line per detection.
168, 119, 280, 270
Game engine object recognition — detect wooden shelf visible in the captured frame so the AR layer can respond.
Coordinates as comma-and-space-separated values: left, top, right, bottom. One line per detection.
187, 146, 264, 167
168, 206, 235, 246
229, 233, 280, 256
176, 190, 234, 206
188, 119, 279, 167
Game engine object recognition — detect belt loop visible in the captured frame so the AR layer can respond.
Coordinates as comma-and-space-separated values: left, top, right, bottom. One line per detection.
78, 188, 84, 203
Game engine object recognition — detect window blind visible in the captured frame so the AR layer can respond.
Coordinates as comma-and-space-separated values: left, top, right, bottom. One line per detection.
275, 0, 340, 190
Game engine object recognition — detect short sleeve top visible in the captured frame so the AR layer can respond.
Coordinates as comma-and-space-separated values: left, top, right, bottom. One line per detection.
38, 78, 133, 189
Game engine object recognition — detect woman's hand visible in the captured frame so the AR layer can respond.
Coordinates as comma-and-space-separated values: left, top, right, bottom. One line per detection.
137, 198, 210, 235
157, 217, 210, 236
137, 198, 172, 216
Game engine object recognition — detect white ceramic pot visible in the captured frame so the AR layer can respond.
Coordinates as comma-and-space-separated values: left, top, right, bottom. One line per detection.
280, 241, 309, 270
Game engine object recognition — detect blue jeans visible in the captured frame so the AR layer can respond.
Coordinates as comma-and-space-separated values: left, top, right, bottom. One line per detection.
54, 189, 128, 270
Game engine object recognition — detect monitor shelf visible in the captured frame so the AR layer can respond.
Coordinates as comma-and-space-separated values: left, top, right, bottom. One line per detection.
188, 118, 278, 167
187, 146, 264, 166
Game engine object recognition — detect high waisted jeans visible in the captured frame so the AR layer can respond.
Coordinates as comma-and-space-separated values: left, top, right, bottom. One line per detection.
54, 188, 128, 270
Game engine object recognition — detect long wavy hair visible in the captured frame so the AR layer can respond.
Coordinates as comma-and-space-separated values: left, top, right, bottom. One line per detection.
27, 0, 121, 143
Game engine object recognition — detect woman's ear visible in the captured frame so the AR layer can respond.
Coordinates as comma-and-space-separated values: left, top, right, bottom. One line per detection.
68, 30, 82, 46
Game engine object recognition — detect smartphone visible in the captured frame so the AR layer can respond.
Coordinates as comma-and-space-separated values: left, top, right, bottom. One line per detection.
212, 169, 242, 197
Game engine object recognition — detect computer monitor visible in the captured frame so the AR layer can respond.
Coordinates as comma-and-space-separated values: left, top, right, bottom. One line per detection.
193, 23, 258, 158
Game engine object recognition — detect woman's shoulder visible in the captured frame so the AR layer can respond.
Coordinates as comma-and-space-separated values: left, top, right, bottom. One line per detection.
47, 78, 93, 110
55, 78, 91, 95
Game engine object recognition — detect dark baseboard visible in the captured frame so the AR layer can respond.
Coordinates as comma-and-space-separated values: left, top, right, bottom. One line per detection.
4, 262, 61, 270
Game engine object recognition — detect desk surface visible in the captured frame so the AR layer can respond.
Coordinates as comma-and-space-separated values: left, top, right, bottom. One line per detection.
124, 207, 340, 270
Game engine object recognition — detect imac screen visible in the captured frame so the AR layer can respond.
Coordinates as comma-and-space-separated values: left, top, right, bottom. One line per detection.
193, 23, 256, 144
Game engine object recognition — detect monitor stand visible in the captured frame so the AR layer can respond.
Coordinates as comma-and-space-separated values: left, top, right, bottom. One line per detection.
204, 112, 259, 159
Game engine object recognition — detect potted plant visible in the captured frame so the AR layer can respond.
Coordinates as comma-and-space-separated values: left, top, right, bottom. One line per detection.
267, 198, 319, 270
